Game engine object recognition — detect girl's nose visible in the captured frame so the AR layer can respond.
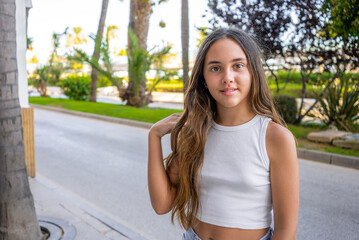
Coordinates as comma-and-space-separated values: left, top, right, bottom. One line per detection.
222, 70, 234, 84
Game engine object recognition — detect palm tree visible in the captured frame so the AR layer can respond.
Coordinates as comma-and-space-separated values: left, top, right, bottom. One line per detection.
42, 28, 68, 97
0, 0, 42, 238
90, 0, 109, 102
181, 0, 189, 93
122, 0, 152, 107
71, 26, 124, 100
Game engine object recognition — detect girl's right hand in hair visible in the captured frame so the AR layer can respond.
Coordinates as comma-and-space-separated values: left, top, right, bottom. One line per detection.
149, 113, 182, 138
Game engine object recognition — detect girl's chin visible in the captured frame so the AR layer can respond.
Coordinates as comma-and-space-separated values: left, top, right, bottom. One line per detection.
217, 101, 242, 109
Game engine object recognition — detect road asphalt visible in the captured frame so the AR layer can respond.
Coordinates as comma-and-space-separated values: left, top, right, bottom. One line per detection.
31, 103, 359, 171
28, 97, 359, 240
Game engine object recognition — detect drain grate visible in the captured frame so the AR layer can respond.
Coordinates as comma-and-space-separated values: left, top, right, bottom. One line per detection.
38, 216, 76, 240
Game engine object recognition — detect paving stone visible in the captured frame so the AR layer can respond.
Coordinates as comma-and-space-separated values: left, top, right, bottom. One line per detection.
333, 139, 359, 150
342, 133, 359, 140
70, 221, 109, 240
105, 230, 130, 240
307, 130, 351, 143
60, 201, 112, 234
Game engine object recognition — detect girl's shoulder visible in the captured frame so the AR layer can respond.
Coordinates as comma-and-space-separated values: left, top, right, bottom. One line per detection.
266, 121, 297, 164
266, 120, 293, 141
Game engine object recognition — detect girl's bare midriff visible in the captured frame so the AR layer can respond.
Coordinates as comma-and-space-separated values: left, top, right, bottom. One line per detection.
193, 219, 269, 240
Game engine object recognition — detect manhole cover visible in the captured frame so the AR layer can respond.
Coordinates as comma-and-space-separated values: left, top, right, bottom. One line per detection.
38, 216, 76, 240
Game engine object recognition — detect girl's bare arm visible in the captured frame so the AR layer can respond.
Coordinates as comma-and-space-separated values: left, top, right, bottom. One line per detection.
266, 121, 300, 240
148, 113, 180, 215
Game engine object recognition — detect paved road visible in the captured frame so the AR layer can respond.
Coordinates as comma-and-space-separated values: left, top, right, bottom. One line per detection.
34, 109, 359, 240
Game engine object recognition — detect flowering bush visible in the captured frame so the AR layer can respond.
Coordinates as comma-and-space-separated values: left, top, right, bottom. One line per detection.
59, 76, 91, 101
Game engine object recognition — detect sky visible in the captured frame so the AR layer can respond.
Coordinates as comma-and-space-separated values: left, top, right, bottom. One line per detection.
28, 0, 211, 65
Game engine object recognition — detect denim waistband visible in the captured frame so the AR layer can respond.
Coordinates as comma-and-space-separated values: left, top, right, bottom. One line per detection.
182, 227, 273, 240
259, 228, 273, 240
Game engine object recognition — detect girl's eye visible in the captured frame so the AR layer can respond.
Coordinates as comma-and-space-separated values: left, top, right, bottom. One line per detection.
210, 66, 220, 72
234, 63, 244, 69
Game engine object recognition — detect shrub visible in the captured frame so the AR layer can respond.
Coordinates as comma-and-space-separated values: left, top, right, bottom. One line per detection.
274, 95, 298, 124
308, 72, 334, 85
59, 76, 91, 101
147, 79, 184, 93
28, 65, 52, 96
316, 78, 359, 132
98, 74, 113, 88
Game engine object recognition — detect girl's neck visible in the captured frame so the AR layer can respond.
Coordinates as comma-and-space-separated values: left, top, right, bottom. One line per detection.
215, 106, 255, 127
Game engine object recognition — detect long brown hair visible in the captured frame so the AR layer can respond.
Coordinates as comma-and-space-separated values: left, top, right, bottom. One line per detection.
165, 27, 285, 230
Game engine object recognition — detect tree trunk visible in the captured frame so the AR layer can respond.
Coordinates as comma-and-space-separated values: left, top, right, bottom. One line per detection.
122, 0, 152, 107
0, 0, 42, 239
90, 0, 109, 102
295, 76, 307, 124
265, 60, 279, 92
181, 0, 189, 94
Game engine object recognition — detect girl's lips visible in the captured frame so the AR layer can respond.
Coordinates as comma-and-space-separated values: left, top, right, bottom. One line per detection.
220, 88, 238, 96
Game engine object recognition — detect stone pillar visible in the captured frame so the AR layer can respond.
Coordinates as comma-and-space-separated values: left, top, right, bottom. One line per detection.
16, 0, 36, 177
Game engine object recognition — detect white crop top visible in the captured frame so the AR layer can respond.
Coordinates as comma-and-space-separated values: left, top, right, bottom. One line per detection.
198, 114, 272, 229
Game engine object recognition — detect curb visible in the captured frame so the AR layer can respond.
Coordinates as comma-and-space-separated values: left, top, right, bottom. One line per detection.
297, 148, 359, 170
30, 104, 153, 129
32, 104, 359, 170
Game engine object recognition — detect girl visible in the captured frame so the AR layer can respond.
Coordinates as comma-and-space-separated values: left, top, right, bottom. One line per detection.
148, 28, 299, 240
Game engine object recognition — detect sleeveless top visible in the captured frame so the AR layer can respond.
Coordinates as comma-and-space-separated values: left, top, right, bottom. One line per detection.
197, 114, 272, 229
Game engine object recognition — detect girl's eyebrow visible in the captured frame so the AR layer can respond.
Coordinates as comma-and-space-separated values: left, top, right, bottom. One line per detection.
207, 58, 247, 65
232, 57, 247, 62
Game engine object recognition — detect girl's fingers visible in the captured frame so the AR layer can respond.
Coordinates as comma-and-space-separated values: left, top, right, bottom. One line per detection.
172, 113, 181, 119
168, 113, 181, 123
151, 113, 182, 137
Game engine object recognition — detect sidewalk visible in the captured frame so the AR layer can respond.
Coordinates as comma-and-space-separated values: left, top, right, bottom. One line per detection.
31, 173, 148, 240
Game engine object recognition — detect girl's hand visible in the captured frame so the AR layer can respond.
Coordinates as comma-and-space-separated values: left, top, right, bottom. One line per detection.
150, 113, 182, 138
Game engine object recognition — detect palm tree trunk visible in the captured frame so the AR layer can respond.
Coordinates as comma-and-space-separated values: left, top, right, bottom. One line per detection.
0, 0, 42, 239
122, 0, 151, 107
131, 0, 151, 51
90, 0, 110, 102
181, 0, 189, 93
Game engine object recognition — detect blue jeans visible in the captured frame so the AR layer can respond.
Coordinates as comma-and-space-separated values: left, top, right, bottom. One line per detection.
182, 227, 273, 240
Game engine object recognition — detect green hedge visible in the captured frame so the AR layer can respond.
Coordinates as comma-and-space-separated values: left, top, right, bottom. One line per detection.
274, 95, 298, 124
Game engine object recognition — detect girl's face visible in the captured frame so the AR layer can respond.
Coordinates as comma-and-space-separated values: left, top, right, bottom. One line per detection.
203, 38, 252, 114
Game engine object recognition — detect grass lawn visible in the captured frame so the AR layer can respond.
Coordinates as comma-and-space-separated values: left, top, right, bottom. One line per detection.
269, 82, 322, 98
29, 97, 181, 124
29, 96, 359, 158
